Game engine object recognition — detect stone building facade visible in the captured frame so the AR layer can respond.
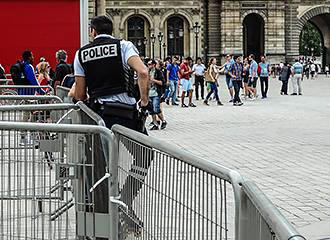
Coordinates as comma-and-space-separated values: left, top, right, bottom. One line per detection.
88, 0, 330, 65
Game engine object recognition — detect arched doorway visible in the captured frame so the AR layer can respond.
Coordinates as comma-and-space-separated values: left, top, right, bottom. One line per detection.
127, 16, 148, 56
243, 13, 265, 61
167, 16, 184, 57
299, 13, 330, 70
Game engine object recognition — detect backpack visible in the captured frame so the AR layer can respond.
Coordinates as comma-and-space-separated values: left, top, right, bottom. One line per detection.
10, 61, 30, 85
62, 74, 75, 88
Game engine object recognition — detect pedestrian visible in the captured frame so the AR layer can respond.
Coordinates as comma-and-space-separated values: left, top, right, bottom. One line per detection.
259, 55, 270, 99
325, 65, 329, 77
229, 56, 244, 106
73, 15, 149, 237
304, 63, 310, 79
310, 62, 316, 79
180, 57, 196, 107
291, 59, 304, 96
242, 57, 250, 99
204, 58, 223, 106
148, 60, 167, 130
53, 50, 73, 89
279, 62, 291, 95
21, 50, 47, 95
223, 55, 234, 102
248, 54, 258, 99
192, 57, 206, 100
37, 62, 51, 92
165, 56, 180, 106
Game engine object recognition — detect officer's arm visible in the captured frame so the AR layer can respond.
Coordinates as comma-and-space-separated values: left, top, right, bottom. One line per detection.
127, 56, 149, 106
74, 76, 87, 101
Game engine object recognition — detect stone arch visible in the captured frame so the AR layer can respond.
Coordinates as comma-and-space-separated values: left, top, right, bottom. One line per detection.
297, 5, 330, 32
297, 5, 330, 67
241, 10, 267, 25
120, 10, 154, 31
160, 10, 194, 30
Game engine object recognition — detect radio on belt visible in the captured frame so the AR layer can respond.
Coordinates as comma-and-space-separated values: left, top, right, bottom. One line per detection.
81, 44, 118, 63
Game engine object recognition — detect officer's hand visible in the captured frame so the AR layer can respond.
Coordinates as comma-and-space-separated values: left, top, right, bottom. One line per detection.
140, 99, 149, 107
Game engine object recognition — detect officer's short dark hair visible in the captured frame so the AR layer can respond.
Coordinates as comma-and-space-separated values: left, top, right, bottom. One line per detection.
22, 50, 32, 61
91, 16, 113, 35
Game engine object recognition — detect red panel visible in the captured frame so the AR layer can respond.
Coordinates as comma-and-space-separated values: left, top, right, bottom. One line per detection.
0, 0, 80, 73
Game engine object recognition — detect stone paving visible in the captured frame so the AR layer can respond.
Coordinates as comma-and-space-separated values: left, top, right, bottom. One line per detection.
149, 75, 330, 239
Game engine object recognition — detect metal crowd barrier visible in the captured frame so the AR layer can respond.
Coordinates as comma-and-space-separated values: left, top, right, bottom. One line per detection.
0, 101, 306, 240
0, 85, 54, 95
111, 125, 306, 240
0, 121, 115, 240
0, 95, 63, 106
56, 86, 72, 103
0, 103, 75, 123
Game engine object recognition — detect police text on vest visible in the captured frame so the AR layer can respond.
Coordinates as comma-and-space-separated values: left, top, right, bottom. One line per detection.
81, 44, 118, 63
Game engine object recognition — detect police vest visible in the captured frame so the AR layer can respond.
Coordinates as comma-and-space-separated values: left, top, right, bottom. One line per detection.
78, 37, 128, 99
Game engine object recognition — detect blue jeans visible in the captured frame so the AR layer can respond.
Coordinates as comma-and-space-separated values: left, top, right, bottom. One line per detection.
167, 80, 178, 103
205, 82, 219, 102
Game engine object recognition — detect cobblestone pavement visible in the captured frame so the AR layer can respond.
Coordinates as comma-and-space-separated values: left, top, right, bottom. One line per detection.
149, 75, 330, 239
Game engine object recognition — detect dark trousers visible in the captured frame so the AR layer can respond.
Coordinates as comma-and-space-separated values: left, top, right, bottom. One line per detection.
205, 82, 219, 102
232, 80, 242, 103
195, 75, 204, 99
260, 76, 269, 97
281, 80, 288, 94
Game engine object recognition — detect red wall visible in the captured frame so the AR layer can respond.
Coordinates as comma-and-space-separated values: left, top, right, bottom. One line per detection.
0, 0, 80, 73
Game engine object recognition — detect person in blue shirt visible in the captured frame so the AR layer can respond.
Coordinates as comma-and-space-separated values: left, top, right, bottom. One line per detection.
228, 56, 243, 106
223, 55, 234, 102
258, 55, 270, 99
248, 54, 258, 99
165, 56, 180, 105
21, 50, 46, 95
291, 59, 304, 95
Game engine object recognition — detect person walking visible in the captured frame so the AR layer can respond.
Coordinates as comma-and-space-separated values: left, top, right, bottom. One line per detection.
229, 56, 243, 106
192, 57, 206, 100
165, 56, 180, 105
280, 62, 291, 95
204, 58, 223, 106
223, 55, 234, 102
73, 15, 149, 237
180, 57, 196, 107
259, 55, 270, 99
291, 59, 304, 96
242, 57, 250, 99
325, 65, 329, 77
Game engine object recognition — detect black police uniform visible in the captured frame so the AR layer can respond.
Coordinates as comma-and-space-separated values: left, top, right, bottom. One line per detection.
76, 36, 151, 237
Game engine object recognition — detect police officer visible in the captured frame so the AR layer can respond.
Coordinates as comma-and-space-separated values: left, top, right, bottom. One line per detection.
73, 16, 149, 238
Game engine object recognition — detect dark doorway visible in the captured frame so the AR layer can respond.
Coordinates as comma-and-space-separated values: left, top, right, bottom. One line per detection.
127, 16, 146, 56
243, 13, 265, 61
167, 16, 184, 57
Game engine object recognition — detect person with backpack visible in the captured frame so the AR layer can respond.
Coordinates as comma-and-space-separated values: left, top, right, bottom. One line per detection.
148, 60, 167, 130
279, 62, 291, 95
54, 50, 73, 89
204, 58, 223, 106
10, 50, 46, 95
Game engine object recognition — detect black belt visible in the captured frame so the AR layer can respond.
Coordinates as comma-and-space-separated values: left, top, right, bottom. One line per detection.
91, 101, 137, 120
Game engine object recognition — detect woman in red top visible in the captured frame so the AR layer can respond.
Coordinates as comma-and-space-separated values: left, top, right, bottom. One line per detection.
38, 62, 51, 92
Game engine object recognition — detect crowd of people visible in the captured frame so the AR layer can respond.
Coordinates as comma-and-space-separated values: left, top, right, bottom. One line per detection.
0, 50, 73, 94
1, 48, 329, 133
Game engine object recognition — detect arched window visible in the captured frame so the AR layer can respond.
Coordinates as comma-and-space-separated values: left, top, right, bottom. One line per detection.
127, 16, 146, 56
167, 17, 184, 57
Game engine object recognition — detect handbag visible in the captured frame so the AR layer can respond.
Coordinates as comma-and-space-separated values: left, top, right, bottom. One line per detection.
205, 67, 216, 83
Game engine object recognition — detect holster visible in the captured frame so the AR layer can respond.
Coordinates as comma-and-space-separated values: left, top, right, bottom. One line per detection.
102, 102, 137, 120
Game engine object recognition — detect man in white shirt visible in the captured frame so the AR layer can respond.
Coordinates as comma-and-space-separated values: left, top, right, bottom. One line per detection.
192, 57, 206, 100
